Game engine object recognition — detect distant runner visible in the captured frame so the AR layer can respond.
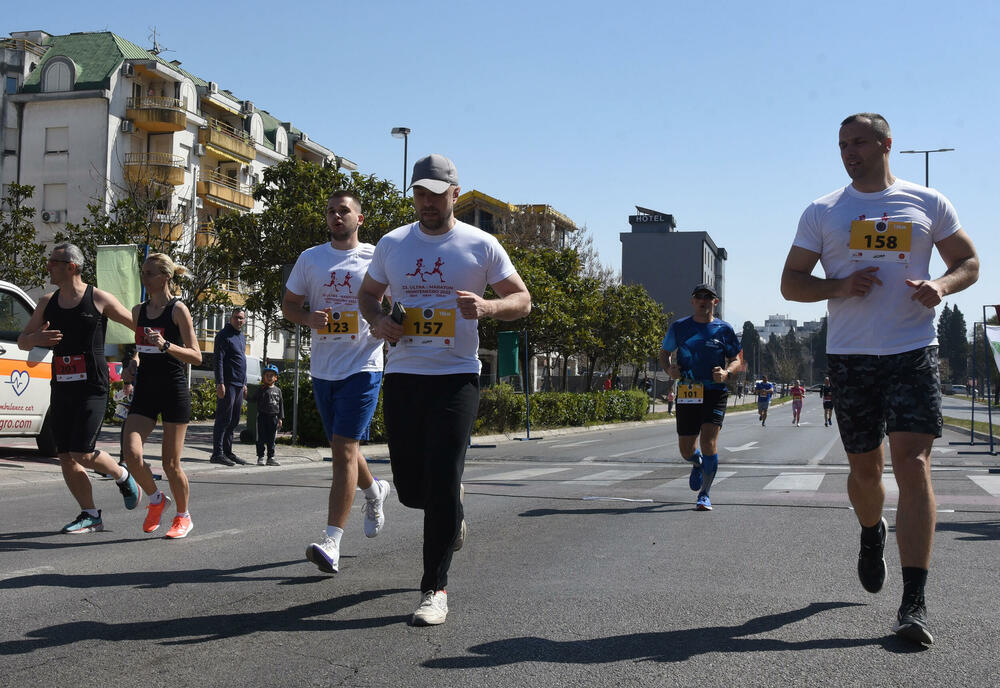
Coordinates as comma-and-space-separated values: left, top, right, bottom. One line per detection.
790, 379, 806, 426
820, 376, 835, 427
755, 375, 775, 427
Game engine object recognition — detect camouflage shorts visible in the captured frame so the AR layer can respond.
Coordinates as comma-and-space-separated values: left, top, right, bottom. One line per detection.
827, 346, 942, 454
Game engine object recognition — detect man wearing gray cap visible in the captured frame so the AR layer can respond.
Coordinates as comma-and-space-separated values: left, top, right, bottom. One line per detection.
359, 154, 531, 626
658, 283, 743, 511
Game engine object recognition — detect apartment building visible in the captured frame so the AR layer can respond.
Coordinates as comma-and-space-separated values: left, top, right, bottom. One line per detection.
1, 29, 355, 363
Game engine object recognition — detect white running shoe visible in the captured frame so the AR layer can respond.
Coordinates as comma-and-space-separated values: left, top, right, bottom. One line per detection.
306, 535, 339, 574
362, 479, 390, 538
411, 590, 448, 626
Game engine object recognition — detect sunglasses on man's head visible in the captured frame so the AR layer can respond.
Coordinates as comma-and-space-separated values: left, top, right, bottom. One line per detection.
693, 292, 715, 299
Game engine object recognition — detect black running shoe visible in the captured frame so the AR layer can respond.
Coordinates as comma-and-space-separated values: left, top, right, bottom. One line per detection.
210, 455, 235, 466
857, 516, 887, 593
894, 597, 933, 645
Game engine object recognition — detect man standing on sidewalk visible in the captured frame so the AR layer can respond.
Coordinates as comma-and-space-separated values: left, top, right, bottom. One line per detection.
781, 112, 979, 645
283, 190, 391, 574
211, 308, 248, 466
359, 154, 531, 626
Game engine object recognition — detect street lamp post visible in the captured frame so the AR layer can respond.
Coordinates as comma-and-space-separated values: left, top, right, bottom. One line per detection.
390, 127, 410, 194
899, 147, 954, 187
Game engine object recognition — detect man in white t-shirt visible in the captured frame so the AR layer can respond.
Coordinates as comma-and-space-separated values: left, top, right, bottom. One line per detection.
781, 113, 979, 645
282, 190, 391, 575
358, 154, 531, 626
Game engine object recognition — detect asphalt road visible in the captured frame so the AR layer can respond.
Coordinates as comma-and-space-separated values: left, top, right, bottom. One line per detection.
1, 402, 998, 687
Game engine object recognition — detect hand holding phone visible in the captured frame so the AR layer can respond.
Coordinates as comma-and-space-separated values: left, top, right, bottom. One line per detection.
389, 302, 405, 347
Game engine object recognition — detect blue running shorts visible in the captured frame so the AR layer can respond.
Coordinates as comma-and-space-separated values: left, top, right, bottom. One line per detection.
312, 371, 382, 441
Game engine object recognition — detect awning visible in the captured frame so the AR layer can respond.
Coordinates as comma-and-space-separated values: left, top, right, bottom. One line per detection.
203, 195, 252, 212
205, 143, 250, 165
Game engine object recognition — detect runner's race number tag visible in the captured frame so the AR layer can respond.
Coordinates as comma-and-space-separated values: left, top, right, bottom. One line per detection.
315, 309, 359, 342
849, 220, 912, 264
54, 354, 87, 382
677, 382, 704, 404
402, 308, 456, 348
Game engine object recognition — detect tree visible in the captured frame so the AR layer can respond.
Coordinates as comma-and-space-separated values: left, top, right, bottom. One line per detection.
937, 304, 970, 383
213, 158, 413, 362
741, 321, 761, 380
810, 317, 828, 383
0, 183, 47, 290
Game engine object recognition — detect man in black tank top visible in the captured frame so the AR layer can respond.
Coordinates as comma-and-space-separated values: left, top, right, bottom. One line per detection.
17, 243, 140, 534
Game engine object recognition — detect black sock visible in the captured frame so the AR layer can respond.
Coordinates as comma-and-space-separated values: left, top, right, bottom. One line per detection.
901, 567, 928, 602
860, 519, 884, 544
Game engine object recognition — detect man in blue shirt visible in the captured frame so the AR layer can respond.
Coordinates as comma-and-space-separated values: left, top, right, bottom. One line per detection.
659, 283, 743, 511
211, 308, 248, 466
755, 375, 776, 427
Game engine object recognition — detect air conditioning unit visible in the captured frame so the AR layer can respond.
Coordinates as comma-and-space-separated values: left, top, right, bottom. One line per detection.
120, 63, 135, 77
195, 198, 204, 209
208, 81, 218, 94
242, 100, 254, 114
120, 120, 134, 134
194, 143, 206, 157
41, 210, 63, 223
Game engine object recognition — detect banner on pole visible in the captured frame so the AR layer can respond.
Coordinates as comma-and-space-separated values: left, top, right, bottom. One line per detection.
498, 330, 520, 377
985, 325, 1000, 376
96, 245, 140, 345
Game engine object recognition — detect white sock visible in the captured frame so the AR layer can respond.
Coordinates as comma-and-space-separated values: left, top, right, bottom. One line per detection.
177, 511, 190, 519
115, 466, 130, 484
362, 478, 381, 499
325, 526, 344, 546
83, 508, 99, 517
149, 490, 165, 505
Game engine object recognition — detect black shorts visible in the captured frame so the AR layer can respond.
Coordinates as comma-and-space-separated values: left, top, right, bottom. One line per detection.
50, 389, 107, 454
828, 346, 942, 454
129, 378, 191, 424
675, 388, 728, 436
823, 401, 833, 410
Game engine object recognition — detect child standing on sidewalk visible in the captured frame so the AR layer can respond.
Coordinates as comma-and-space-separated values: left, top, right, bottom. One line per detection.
253, 365, 284, 466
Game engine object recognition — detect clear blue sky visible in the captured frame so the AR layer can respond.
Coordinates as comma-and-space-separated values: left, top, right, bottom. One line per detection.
12, 0, 998, 332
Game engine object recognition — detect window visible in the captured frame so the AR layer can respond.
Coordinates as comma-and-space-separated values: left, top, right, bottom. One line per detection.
0, 289, 34, 341
45, 127, 69, 154
5, 77, 17, 95
42, 61, 72, 92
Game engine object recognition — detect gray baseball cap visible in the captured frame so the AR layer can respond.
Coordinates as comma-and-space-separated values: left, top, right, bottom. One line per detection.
408, 154, 459, 194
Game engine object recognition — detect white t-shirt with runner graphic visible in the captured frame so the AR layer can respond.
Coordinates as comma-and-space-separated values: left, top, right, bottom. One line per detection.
286, 242, 383, 381
367, 221, 517, 375
793, 179, 961, 355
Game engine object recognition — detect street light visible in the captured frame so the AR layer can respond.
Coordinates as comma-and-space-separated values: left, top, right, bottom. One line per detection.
899, 147, 954, 187
390, 127, 410, 194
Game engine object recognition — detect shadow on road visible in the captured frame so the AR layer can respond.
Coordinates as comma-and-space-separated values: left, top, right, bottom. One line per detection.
424, 601, 918, 667
0, 587, 412, 654
934, 519, 1000, 542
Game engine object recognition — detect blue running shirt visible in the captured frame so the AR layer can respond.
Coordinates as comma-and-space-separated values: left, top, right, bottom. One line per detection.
661, 316, 741, 390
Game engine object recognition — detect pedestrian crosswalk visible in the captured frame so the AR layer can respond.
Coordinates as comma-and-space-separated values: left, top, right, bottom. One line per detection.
467, 465, 1000, 500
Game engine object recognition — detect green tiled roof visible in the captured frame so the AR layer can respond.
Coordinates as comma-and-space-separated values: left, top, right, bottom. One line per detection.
258, 109, 282, 151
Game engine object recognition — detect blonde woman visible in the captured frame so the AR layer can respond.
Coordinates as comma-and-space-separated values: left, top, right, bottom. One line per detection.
122, 253, 202, 539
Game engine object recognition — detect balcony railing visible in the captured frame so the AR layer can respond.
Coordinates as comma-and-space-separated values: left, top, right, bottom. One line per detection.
150, 211, 186, 242
0, 38, 47, 57
124, 152, 186, 186
198, 117, 255, 163
125, 96, 187, 133
195, 221, 218, 248
196, 170, 254, 210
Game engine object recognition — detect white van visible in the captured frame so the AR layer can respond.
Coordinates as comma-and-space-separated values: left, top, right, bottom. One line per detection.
0, 280, 56, 455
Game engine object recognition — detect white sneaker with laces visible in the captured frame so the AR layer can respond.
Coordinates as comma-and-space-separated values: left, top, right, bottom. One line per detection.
306, 535, 339, 574
412, 590, 448, 626
362, 479, 390, 538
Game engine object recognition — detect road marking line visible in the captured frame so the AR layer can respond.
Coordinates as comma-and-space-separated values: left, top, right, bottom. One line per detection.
608, 444, 663, 458
661, 470, 736, 489
968, 475, 1000, 497
764, 472, 825, 491
808, 433, 841, 466
184, 528, 242, 543
551, 439, 604, 449
565, 469, 653, 486
0, 565, 55, 581
473, 467, 573, 482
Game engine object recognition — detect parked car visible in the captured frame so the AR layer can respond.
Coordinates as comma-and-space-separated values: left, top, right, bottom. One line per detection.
0, 280, 56, 455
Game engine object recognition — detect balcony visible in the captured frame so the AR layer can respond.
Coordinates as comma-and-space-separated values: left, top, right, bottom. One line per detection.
198, 118, 256, 163
197, 170, 254, 210
195, 222, 218, 248
126, 96, 187, 133
151, 211, 185, 243
124, 152, 186, 186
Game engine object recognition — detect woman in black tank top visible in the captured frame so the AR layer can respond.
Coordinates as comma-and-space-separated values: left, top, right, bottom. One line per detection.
121, 253, 203, 540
